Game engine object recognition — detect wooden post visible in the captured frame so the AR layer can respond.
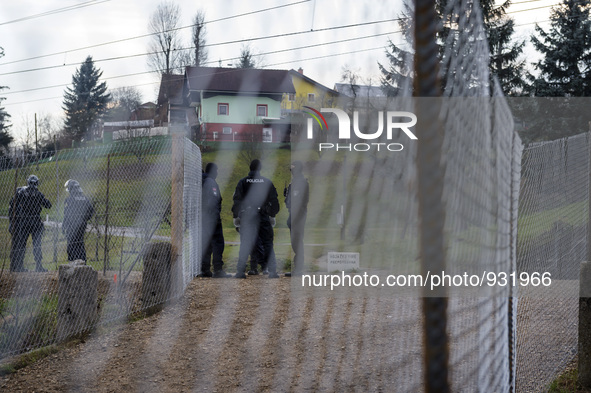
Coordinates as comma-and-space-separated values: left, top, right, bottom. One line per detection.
170, 132, 184, 297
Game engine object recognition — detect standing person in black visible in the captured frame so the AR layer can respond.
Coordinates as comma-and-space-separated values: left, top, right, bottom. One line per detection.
9, 175, 52, 272
284, 161, 309, 277
63, 180, 95, 262
201, 163, 231, 278
232, 159, 280, 279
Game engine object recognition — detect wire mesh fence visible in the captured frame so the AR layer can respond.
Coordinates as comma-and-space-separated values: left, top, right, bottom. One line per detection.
515, 132, 589, 392
0, 136, 201, 360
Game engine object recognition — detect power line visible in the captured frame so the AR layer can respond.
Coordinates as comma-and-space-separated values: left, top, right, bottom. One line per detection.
0, 0, 561, 71
0, 0, 312, 67
2, 0, 576, 105
2, 29, 398, 95
2, 43, 399, 107
0, 27, 399, 77
0, 0, 111, 26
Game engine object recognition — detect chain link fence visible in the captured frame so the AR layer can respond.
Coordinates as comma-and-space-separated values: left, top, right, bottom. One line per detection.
515, 132, 589, 392
0, 136, 201, 360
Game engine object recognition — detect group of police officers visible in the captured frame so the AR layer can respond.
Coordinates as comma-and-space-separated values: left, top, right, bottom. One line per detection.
8, 175, 94, 272
8, 158, 308, 278
201, 158, 309, 279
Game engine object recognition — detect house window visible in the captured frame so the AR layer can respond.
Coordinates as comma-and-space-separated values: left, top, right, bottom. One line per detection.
222, 127, 232, 134
288, 93, 295, 101
257, 104, 268, 117
212, 131, 218, 140
307, 93, 315, 103
218, 103, 229, 115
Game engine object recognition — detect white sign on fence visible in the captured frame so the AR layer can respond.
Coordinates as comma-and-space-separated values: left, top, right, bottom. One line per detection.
327, 252, 360, 272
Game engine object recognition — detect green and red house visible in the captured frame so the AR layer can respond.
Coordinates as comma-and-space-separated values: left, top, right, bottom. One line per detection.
180, 67, 295, 143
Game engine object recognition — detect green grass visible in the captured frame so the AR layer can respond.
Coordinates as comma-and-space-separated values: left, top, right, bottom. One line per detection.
0, 140, 426, 275
0, 343, 63, 376
547, 361, 591, 393
518, 200, 587, 243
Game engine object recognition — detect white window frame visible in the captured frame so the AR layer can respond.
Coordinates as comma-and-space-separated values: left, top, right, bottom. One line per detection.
222, 127, 232, 135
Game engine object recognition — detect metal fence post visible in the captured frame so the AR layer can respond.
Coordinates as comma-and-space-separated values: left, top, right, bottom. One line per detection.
53, 148, 59, 268
414, 0, 450, 391
581, 132, 591, 388
103, 153, 111, 275
580, 261, 591, 388
171, 131, 185, 297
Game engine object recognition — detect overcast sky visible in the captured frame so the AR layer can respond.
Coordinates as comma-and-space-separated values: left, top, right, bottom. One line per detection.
1, 0, 559, 143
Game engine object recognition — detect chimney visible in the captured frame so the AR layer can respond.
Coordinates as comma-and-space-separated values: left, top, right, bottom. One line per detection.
298, 67, 304, 74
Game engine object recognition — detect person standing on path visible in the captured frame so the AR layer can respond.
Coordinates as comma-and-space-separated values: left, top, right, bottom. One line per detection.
201, 163, 231, 278
63, 179, 95, 262
9, 175, 52, 272
232, 159, 280, 279
284, 161, 309, 277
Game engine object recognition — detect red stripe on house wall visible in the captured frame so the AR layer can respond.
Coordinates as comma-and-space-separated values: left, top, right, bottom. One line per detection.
204, 123, 270, 142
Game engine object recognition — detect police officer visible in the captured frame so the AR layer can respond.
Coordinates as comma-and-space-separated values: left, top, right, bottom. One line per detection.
63, 180, 95, 262
284, 161, 309, 277
201, 163, 231, 278
232, 159, 280, 279
9, 175, 52, 272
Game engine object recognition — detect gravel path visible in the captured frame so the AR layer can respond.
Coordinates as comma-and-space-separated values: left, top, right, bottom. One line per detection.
0, 277, 578, 392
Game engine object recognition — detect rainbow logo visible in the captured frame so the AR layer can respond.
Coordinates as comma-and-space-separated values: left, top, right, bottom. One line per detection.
303, 106, 329, 130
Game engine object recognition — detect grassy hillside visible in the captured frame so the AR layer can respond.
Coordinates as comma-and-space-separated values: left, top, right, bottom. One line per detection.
0, 139, 419, 273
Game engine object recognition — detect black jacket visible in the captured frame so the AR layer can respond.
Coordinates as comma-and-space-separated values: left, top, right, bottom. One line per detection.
9, 186, 52, 225
285, 174, 309, 217
232, 170, 280, 218
202, 172, 222, 218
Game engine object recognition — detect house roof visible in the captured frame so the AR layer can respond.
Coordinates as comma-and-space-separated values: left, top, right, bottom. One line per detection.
334, 83, 386, 98
185, 67, 295, 94
157, 73, 185, 105
289, 69, 340, 96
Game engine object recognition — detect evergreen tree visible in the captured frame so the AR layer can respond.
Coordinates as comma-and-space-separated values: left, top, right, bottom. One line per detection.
62, 56, 110, 141
378, 3, 414, 97
378, 38, 414, 97
379, 0, 526, 96
481, 0, 527, 96
531, 0, 591, 97
0, 46, 13, 155
237, 45, 256, 69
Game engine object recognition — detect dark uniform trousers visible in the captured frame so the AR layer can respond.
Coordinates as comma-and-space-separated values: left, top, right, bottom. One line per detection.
201, 215, 225, 272
10, 221, 44, 271
237, 209, 277, 275
288, 212, 306, 275
66, 226, 87, 261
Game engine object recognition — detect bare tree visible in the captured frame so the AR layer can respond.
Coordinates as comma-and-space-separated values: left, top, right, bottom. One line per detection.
107, 86, 143, 121
147, 1, 187, 74
191, 10, 208, 66
37, 113, 61, 151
